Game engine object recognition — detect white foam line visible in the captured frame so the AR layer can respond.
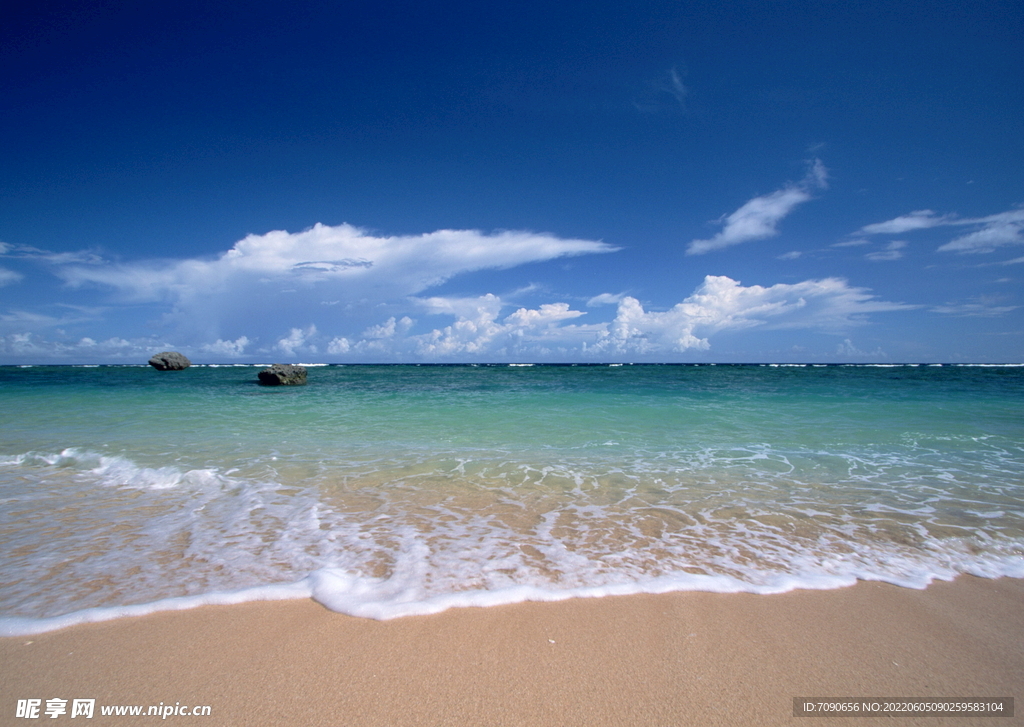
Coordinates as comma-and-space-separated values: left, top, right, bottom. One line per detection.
9, 563, 1014, 637
308, 569, 867, 620
954, 363, 1024, 367
0, 581, 314, 637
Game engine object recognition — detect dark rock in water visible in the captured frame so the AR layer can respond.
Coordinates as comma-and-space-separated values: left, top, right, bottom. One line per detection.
148, 351, 191, 370
258, 363, 308, 386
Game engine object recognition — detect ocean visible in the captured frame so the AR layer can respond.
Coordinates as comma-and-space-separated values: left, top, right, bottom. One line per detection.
1, 363, 1023, 634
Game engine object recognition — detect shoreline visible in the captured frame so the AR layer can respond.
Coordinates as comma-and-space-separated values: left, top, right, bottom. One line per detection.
2, 576, 1021, 726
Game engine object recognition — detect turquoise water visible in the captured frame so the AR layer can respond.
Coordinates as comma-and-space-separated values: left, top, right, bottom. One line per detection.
1, 363, 1023, 632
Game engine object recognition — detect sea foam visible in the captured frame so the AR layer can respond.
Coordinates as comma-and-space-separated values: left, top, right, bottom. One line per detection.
2, 364, 1023, 635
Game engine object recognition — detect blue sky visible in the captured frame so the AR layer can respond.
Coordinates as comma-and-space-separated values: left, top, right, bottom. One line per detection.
1, 0, 1022, 363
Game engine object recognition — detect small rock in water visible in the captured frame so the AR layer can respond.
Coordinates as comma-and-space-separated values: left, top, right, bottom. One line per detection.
148, 351, 191, 370
258, 363, 308, 386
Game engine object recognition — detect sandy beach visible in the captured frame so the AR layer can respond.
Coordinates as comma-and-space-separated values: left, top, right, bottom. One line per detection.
2, 576, 1021, 726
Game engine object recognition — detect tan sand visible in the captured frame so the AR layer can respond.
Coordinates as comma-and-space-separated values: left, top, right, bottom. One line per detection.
2, 576, 1022, 727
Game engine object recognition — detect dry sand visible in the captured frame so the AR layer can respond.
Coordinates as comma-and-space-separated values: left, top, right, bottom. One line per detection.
2, 576, 1022, 726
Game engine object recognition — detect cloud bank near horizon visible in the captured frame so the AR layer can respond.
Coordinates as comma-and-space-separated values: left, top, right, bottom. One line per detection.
6, 179, 1014, 364
36, 223, 618, 347
0, 219, 911, 364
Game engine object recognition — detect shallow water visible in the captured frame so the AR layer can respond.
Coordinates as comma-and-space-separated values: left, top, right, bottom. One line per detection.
2, 363, 1023, 633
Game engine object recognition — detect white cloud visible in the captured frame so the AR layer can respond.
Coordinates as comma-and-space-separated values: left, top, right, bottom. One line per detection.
411, 296, 506, 357
859, 210, 950, 234
277, 325, 317, 357
858, 206, 1024, 255
805, 158, 829, 188
590, 275, 910, 355
600, 296, 711, 352
57, 223, 615, 302
0, 241, 104, 265
937, 212, 1024, 253
407, 294, 507, 356
200, 336, 251, 358
865, 240, 908, 262
327, 337, 351, 355
504, 303, 584, 328
415, 293, 504, 320
832, 239, 870, 248
587, 293, 626, 306
36, 223, 615, 353
402, 295, 591, 358
778, 251, 802, 260
930, 299, 1018, 316
0, 267, 22, 287
378, 276, 910, 359
836, 339, 859, 356
3, 272, 910, 362
0, 332, 176, 361
362, 316, 414, 339
687, 160, 828, 255
8, 213, 926, 362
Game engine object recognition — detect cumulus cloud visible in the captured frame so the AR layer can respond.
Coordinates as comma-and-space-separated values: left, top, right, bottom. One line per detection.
858, 206, 1024, 255
200, 336, 251, 358
362, 316, 414, 339
389, 295, 592, 358
687, 160, 828, 255
2, 269, 910, 362
590, 275, 911, 355
600, 296, 711, 352
37, 222, 616, 350
504, 303, 584, 328
277, 325, 317, 357
6, 213, 924, 362
411, 295, 517, 357
327, 337, 351, 355
324, 276, 909, 360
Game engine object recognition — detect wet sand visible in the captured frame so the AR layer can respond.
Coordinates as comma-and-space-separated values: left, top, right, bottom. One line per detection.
2, 577, 1022, 726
